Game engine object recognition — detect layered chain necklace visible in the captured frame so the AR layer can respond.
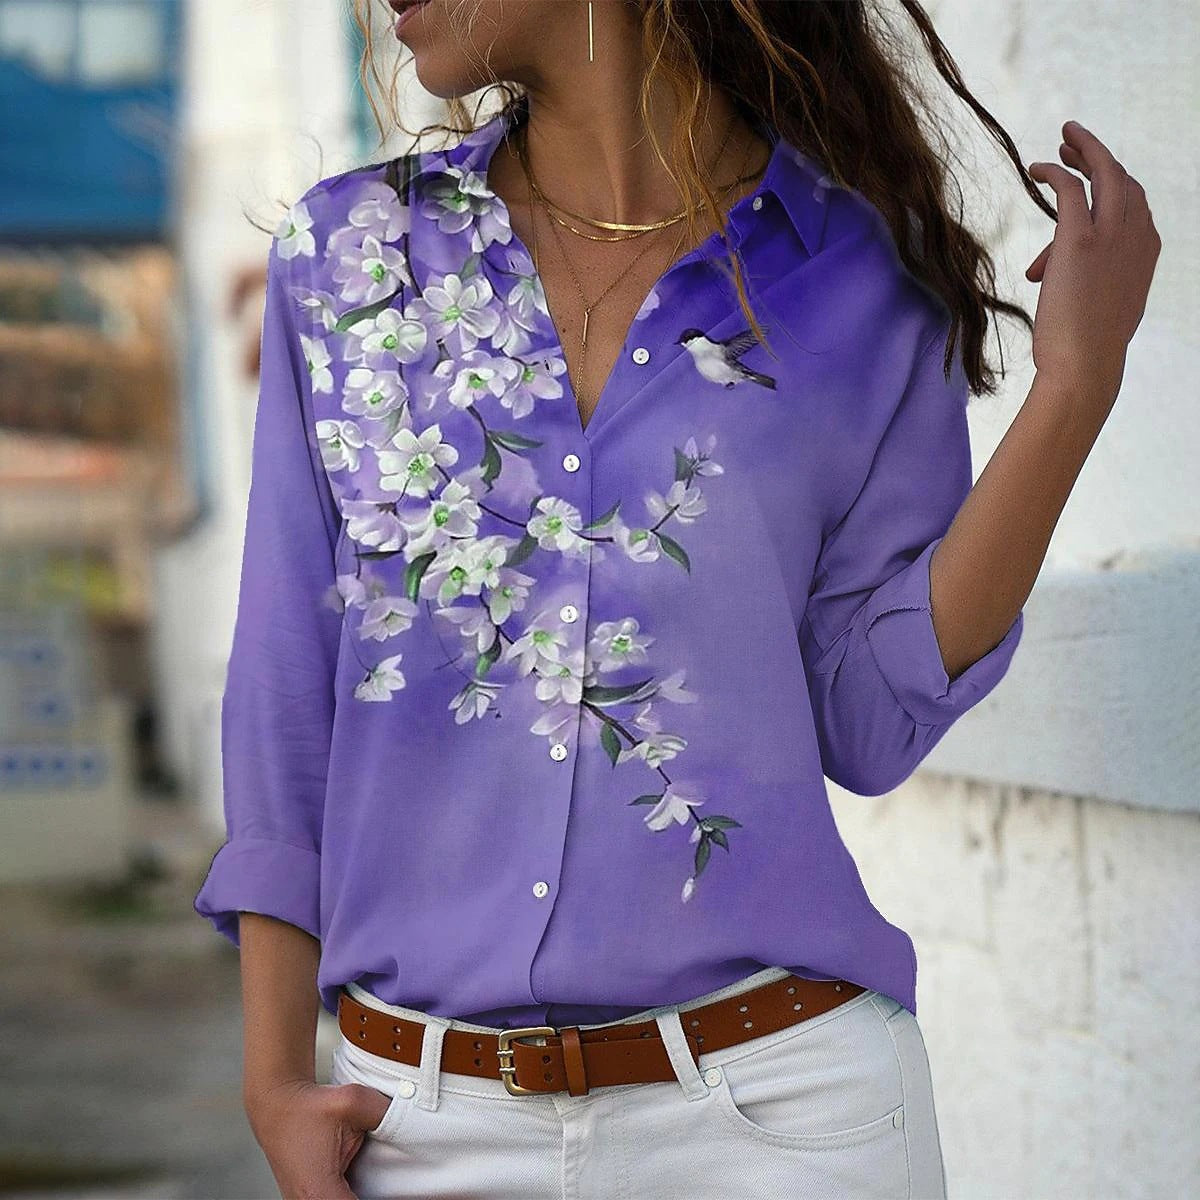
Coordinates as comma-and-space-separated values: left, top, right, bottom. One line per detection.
514, 113, 763, 414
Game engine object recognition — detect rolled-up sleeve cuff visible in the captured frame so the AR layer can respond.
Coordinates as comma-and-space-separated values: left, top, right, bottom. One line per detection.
863, 537, 1024, 727
193, 836, 321, 947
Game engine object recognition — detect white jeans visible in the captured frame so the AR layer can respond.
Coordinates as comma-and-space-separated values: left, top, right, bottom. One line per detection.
330, 966, 947, 1199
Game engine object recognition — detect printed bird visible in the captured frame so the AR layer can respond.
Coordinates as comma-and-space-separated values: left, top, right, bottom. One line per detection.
675, 327, 777, 390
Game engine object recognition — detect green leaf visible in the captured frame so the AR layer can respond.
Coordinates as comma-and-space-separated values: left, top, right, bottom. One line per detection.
475, 634, 502, 678
693, 835, 712, 876
704, 815, 742, 830
658, 532, 690, 573
480, 436, 502, 486
355, 548, 403, 561
403, 551, 437, 601
583, 500, 621, 530
673, 446, 691, 482
709, 829, 730, 851
600, 723, 622, 766
333, 287, 403, 333
505, 533, 539, 567
629, 793, 664, 806
583, 679, 655, 708
489, 430, 543, 451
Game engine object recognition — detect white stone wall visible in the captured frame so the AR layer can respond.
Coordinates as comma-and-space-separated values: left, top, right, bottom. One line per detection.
835, 3, 1200, 1196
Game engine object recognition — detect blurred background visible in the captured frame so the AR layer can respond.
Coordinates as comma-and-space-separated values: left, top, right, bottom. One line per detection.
0, 2, 1194, 1197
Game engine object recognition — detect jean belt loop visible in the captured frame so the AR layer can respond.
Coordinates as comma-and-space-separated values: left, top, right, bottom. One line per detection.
654, 1009, 710, 1101
416, 1016, 452, 1110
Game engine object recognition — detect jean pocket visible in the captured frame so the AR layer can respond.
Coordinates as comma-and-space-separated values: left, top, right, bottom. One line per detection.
705, 988, 906, 1145
330, 1034, 420, 1144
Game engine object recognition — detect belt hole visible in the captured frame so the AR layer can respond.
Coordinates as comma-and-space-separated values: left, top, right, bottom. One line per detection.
738, 1004, 748, 1012
834, 984, 843, 991
392, 1042, 401, 1051
689, 1018, 700, 1028
473, 1040, 482, 1050
474, 1057, 482, 1066
793, 1002, 804, 1010
744, 1020, 753, 1029
357, 1030, 366, 1040
640, 1030, 650, 1037
393, 1024, 402, 1033
786, 985, 796, 994
359, 1014, 367, 1023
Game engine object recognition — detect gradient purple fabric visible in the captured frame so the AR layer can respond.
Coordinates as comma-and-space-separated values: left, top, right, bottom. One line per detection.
194, 99, 1023, 1026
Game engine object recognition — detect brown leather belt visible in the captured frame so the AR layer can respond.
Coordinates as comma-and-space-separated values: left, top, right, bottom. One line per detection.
337, 974, 866, 1097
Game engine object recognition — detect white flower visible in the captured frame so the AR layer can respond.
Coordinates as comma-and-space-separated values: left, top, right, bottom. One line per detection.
449, 679, 504, 724
400, 477, 482, 557
354, 653, 406, 701
333, 233, 410, 306
499, 353, 566, 419
655, 669, 698, 704
290, 286, 339, 332
683, 434, 724, 477
347, 181, 411, 243
643, 782, 705, 832
341, 498, 406, 553
435, 351, 507, 409
343, 367, 408, 422
485, 566, 534, 625
646, 479, 707, 525
616, 702, 687, 767
436, 603, 496, 654
504, 612, 566, 676
335, 573, 368, 609
681, 875, 696, 903
275, 201, 315, 259
527, 496, 587, 556
408, 272, 500, 352
419, 535, 509, 604
534, 647, 585, 706
378, 423, 458, 498
349, 307, 428, 366
587, 618, 653, 673
300, 333, 333, 394
613, 522, 662, 563
359, 595, 419, 642
316, 419, 364, 473
530, 701, 575, 746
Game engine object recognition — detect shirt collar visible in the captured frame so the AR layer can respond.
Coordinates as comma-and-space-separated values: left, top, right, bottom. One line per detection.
405, 99, 829, 259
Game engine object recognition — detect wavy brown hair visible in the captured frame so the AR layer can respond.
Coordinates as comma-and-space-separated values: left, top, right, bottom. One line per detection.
352, 0, 1056, 399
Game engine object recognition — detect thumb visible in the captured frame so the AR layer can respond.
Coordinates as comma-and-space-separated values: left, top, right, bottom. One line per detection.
335, 1081, 393, 1133
1026, 240, 1052, 282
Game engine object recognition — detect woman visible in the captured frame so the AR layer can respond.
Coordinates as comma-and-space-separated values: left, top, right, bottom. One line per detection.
193, 2, 1159, 1197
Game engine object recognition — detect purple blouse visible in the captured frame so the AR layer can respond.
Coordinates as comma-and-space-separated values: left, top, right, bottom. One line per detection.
193, 98, 1024, 1026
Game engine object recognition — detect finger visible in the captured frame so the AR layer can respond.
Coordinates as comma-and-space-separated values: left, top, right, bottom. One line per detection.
1025, 240, 1052, 282
1028, 161, 1091, 232
1061, 119, 1127, 228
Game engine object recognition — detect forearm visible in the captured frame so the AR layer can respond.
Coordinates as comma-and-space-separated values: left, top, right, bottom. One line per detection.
238, 911, 322, 1110
929, 368, 1118, 680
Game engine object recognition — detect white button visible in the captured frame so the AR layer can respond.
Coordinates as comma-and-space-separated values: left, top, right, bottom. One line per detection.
893, 1108, 904, 1129
562, 453, 581, 473
632, 346, 650, 365
703, 1067, 722, 1087
751, 195, 764, 211
532, 880, 549, 898
549, 741, 568, 761
397, 1079, 417, 1097
559, 604, 579, 623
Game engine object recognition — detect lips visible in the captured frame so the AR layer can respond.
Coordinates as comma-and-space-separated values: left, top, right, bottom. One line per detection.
390, 0, 432, 34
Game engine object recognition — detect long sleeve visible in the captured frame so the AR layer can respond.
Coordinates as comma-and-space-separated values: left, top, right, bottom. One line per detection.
193, 233, 343, 945
798, 317, 1024, 797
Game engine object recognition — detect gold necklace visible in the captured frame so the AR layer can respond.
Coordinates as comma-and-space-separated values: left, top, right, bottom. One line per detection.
515, 110, 743, 237
524, 157, 685, 417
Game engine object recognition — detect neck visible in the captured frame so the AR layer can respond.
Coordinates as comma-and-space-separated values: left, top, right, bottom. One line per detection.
492, 21, 762, 227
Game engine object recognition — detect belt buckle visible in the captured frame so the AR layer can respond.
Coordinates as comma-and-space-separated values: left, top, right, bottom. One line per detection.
496, 1025, 557, 1095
